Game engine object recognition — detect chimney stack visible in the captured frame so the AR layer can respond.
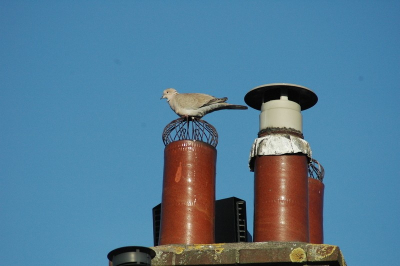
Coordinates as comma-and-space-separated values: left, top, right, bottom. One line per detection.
158, 118, 217, 245
245, 83, 318, 243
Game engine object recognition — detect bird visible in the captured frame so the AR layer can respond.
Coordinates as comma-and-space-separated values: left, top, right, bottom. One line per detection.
161, 88, 248, 118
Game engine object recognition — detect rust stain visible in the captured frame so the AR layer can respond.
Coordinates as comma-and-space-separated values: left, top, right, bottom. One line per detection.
175, 162, 182, 182
290, 247, 306, 262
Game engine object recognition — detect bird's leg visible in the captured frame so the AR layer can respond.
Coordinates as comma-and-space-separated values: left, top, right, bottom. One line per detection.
184, 115, 190, 139
185, 115, 191, 124
181, 115, 189, 121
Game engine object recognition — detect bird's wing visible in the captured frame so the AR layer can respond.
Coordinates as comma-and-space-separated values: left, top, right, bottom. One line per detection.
175, 93, 219, 109
200, 96, 228, 107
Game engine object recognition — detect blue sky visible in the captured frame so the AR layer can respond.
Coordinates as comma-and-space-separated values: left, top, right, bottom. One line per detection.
1, 1, 399, 265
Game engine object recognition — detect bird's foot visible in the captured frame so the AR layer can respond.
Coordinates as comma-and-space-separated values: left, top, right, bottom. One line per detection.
180, 115, 199, 122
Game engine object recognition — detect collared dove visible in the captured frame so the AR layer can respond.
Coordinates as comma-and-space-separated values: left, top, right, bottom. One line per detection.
161, 88, 248, 118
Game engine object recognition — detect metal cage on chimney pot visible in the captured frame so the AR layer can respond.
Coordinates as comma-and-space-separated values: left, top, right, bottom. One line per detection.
162, 117, 218, 147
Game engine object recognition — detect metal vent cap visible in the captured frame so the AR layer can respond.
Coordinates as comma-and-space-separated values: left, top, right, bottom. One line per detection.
244, 83, 318, 111
107, 246, 156, 266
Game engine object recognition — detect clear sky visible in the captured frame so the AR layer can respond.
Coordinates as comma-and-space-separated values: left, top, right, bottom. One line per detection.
1, 1, 399, 265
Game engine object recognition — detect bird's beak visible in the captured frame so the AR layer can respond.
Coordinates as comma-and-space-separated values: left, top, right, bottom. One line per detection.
160, 95, 165, 100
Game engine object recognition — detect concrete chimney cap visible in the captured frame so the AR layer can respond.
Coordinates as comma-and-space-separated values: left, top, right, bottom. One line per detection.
244, 83, 318, 111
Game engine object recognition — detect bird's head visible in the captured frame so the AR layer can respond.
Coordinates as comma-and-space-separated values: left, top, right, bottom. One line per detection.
161, 88, 178, 101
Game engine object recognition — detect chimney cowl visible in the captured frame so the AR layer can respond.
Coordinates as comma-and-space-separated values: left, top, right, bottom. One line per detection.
245, 83, 318, 133
244, 83, 318, 111
107, 246, 156, 266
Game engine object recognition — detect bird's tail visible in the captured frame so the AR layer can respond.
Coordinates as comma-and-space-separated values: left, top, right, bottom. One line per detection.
223, 104, 248, 110
206, 104, 248, 114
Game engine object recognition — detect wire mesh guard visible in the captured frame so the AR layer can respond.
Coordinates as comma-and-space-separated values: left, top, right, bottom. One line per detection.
162, 117, 218, 147
308, 158, 325, 182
